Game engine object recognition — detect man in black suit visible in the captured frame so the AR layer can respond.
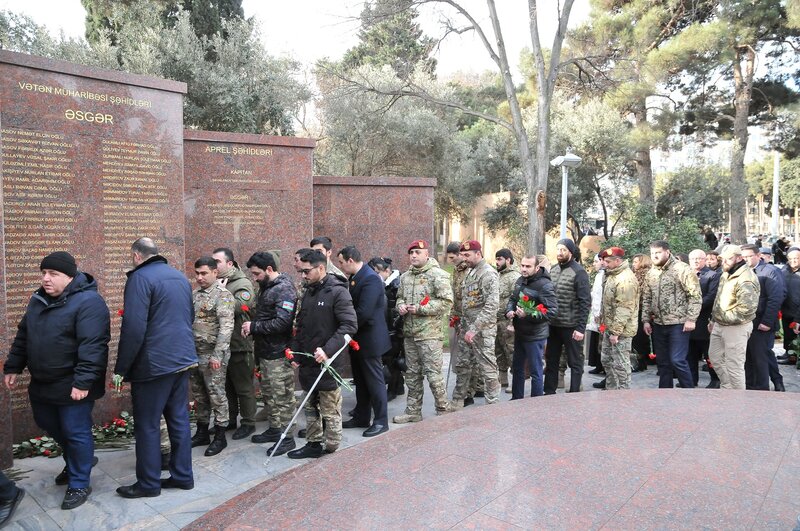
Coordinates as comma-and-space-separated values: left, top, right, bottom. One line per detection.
337, 246, 391, 437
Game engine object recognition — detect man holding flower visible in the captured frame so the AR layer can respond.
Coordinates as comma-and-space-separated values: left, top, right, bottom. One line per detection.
599, 247, 640, 390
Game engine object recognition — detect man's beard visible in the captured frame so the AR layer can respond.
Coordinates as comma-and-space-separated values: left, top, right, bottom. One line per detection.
557, 255, 570, 264
497, 263, 506, 272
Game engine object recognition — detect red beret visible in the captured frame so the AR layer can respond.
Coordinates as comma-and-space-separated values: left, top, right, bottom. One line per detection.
408, 240, 429, 253
601, 247, 625, 258
460, 240, 482, 252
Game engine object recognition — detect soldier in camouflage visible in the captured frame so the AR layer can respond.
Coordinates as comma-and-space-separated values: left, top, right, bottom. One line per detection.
599, 247, 640, 390
495, 249, 520, 391
447, 242, 482, 403
708, 245, 760, 389
394, 240, 454, 423
641, 240, 702, 389
452, 240, 501, 406
189, 257, 235, 456
212, 248, 257, 440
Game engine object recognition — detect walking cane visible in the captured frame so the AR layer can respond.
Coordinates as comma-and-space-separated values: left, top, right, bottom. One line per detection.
264, 334, 353, 468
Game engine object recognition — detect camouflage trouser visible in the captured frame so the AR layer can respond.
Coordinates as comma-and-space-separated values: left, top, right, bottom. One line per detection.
600, 335, 632, 390
304, 389, 341, 449
404, 338, 450, 415
190, 351, 231, 427
256, 359, 272, 420
159, 417, 169, 453
261, 358, 297, 434
452, 329, 500, 405
455, 326, 484, 396
495, 321, 515, 386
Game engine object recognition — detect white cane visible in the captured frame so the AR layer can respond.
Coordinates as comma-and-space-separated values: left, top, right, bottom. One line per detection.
264, 333, 352, 468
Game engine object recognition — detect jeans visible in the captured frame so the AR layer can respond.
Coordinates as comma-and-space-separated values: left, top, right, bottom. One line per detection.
31, 400, 95, 488
652, 323, 694, 388
512, 337, 545, 399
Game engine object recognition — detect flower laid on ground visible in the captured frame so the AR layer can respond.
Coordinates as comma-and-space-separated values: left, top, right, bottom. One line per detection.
14, 412, 136, 459
517, 292, 547, 318
349, 340, 360, 351
285, 348, 352, 391
419, 294, 430, 306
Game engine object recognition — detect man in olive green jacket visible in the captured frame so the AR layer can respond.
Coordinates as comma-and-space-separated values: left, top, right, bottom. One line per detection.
708, 245, 760, 390
599, 247, 640, 390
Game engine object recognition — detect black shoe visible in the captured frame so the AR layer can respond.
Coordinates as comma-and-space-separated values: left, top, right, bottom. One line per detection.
160, 452, 170, 471
56, 456, 99, 485
342, 418, 370, 429
778, 356, 798, 365
474, 391, 485, 398
588, 367, 604, 375
387, 393, 397, 401
287, 442, 323, 459
226, 422, 237, 432
116, 483, 160, 499
593, 379, 606, 389
61, 487, 91, 510
204, 427, 227, 456
0, 487, 24, 527
775, 381, 786, 392
347, 408, 355, 417
232, 424, 256, 440
160, 477, 194, 490
297, 429, 307, 439
191, 423, 211, 448
706, 380, 720, 389
252, 427, 282, 444
266, 437, 296, 457
363, 424, 388, 437
463, 396, 474, 406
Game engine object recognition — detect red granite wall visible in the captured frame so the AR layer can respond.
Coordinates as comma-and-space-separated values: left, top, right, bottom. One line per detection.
0, 51, 187, 466
183, 131, 315, 276
312, 176, 437, 269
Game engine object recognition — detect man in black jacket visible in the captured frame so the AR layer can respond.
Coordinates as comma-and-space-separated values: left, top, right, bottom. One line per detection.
4, 251, 110, 510
779, 248, 800, 365
688, 250, 721, 387
338, 246, 391, 437
544, 239, 590, 394
242, 252, 297, 456
114, 238, 198, 499
287, 249, 358, 459
505, 255, 558, 399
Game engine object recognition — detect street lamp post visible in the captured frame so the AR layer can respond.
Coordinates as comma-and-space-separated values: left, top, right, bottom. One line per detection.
550, 150, 582, 240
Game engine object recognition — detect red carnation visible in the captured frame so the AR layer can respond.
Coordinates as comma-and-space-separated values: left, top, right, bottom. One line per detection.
349, 340, 360, 351
449, 315, 460, 327
536, 303, 547, 314
649, 352, 656, 360
791, 322, 798, 329
522, 294, 530, 302
117, 309, 124, 316
707, 359, 714, 369
284, 348, 294, 360
778, 311, 783, 320
419, 295, 431, 306
43, 449, 51, 456
599, 324, 607, 333
241, 304, 250, 312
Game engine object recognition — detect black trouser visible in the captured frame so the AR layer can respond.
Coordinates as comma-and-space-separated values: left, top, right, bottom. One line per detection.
687, 338, 709, 386
587, 330, 602, 370
745, 328, 775, 391
0, 471, 18, 501
225, 350, 257, 426
783, 315, 798, 352
382, 337, 405, 396
544, 326, 583, 393
350, 352, 388, 426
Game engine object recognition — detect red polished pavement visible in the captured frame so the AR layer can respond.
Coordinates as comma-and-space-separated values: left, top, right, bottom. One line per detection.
186, 390, 800, 530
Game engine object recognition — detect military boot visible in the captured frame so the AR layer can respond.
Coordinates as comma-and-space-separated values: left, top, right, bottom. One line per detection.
191, 423, 211, 448
204, 426, 227, 456
392, 413, 422, 424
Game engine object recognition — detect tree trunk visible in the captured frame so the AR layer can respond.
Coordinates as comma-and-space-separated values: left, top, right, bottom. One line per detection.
730, 45, 755, 244
632, 100, 654, 204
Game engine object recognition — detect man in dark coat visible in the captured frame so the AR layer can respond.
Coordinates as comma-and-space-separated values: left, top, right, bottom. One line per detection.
688, 249, 721, 387
506, 254, 558, 399
287, 249, 357, 459
741, 244, 786, 391
4, 251, 110, 510
114, 238, 198, 498
779, 248, 800, 365
338, 246, 391, 437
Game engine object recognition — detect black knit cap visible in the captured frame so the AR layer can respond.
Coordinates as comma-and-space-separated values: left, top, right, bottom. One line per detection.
40, 251, 77, 277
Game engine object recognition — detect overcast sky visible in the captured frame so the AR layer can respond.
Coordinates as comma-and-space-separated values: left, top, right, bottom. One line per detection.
0, 0, 591, 78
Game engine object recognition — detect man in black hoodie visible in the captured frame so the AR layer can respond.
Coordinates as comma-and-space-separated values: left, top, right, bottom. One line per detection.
287, 249, 357, 459
505, 255, 558, 399
4, 252, 110, 510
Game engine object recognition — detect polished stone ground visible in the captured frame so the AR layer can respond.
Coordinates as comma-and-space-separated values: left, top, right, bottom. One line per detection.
6, 352, 800, 530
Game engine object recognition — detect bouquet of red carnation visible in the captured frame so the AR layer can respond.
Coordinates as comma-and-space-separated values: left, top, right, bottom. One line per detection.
517, 292, 547, 319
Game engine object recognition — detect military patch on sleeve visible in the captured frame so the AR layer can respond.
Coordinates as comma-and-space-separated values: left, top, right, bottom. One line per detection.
281, 301, 295, 312
239, 291, 252, 301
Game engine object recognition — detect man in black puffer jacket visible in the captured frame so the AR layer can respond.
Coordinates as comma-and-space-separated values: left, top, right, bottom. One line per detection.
4, 252, 110, 511
287, 249, 357, 459
242, 252, 297, 456
505, 254, 558, 399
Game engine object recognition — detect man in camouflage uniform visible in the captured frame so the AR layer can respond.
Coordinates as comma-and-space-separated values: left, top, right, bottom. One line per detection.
452, 240, 501, 406
189, 257, 235, 456
599, 247, 640, 390
212, 248, 257, 440
495, 249, 520, 391
708, 245, 760, 390
394, 239, 454, 423
446, 242, 482, 403
641, 240, 702, 389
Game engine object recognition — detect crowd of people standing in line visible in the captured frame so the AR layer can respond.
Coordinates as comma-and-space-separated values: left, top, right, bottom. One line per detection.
2, 231, 799, 525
